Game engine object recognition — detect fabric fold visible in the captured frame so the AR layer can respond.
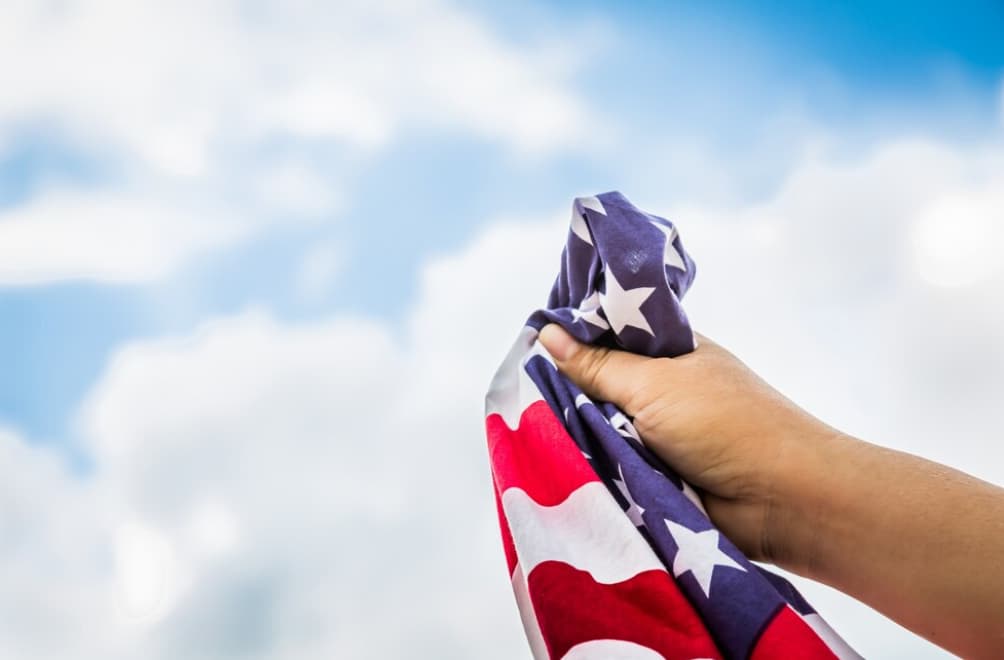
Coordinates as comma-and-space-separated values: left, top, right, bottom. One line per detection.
485, 191, 859, 659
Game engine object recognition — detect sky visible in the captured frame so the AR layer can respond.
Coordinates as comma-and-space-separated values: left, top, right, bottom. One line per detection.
1, 0, 1002, 657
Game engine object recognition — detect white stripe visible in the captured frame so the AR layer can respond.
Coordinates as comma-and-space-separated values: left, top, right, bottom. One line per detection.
576, 195, 607, 216
485, 326, 552, 429
801, 611, 862, 659
561, 640, 667, 660
512, 562, 549, 660
570, 206, 594, 245
502, 482, 666, 585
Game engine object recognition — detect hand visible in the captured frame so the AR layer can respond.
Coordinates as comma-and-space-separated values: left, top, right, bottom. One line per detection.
538, 323, 843, 570
539, 323, 1004, 657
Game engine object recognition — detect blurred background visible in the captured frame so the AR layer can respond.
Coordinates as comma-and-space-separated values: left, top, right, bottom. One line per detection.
2, 1, 1003, 657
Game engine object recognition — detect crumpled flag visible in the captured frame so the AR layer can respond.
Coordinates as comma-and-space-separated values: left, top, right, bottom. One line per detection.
485, 191, 859, 659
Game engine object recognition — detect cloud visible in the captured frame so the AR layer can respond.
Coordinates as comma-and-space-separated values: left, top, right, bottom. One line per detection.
659, 134, 1003, 658
0, 428, 112, 660
0, 190, 244, 285
0, 0, 601, 286
4, 122, 1004, 657
909, 184, 1004, 288
67, 208, 571, 657
0, 0, 598, 168
669, 135, 1004, 458
0, 207, 563, 658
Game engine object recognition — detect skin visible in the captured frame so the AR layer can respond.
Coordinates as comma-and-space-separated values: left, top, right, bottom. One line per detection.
538, 323, 1004, 658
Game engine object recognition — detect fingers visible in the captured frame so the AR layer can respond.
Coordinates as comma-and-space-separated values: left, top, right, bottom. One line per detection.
538, 324, 653, 414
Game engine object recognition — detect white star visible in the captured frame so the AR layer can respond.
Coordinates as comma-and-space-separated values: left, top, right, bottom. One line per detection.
664, 520, 745, 598
651, 221, 687, 272
600, 268, 655, 336
613, 464, 646, 527
574, 393, 591, 409
570, 209, 593, 245
570, 290, 609, 329
609, 411, 641, 443
576, 195, 606, 216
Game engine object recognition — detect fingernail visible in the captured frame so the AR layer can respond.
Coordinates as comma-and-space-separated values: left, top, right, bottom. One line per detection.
539, 324, 579, 361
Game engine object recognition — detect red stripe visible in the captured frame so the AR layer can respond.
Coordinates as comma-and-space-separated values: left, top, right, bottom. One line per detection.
487, 400, 598, 507
527, 561, 721, 659
488, 398, 720, 658
493, 487, 518, 576
750, 606, 837, 660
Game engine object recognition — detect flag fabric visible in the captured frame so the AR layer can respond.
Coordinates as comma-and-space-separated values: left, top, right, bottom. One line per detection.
485, 192, 860, 659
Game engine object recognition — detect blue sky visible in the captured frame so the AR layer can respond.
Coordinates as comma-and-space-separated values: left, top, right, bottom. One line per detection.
5, 0, 1002, 443
0, 2, 1002, 657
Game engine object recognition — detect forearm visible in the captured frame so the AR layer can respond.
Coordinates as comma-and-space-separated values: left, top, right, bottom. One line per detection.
539, 325, 1004, 654
773, 432, 1004, 657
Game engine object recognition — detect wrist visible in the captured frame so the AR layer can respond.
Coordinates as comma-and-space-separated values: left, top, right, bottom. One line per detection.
762, 423, 859, 578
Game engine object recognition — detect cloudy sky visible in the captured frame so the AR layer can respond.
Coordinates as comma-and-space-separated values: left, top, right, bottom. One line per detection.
2, 1, 1003, 657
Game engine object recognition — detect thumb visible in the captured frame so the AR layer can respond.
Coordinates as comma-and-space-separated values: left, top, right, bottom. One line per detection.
538, 324, 651, 415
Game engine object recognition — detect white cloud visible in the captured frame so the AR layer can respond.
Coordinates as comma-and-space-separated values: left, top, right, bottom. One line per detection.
670, 136, 1004, 453
0, 206, 562, 658
0, 191, 244, 285
0, 428, 113, 660
0, 280, 551, 657
76, 308, 541, 658
657, 136, 1004, 658
113, 519, 182, 624
3, 125, 1004, 657
0, 0, 598, 167
0, 0, 600, 286
909, 186, 1004, 288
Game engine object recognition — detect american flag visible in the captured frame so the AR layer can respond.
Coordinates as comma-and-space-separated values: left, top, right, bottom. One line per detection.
485, 192, 860, 659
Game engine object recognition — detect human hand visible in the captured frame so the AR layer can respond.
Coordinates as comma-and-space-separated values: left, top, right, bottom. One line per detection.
538, 323, 844, 571
539, 322, 1004, 657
